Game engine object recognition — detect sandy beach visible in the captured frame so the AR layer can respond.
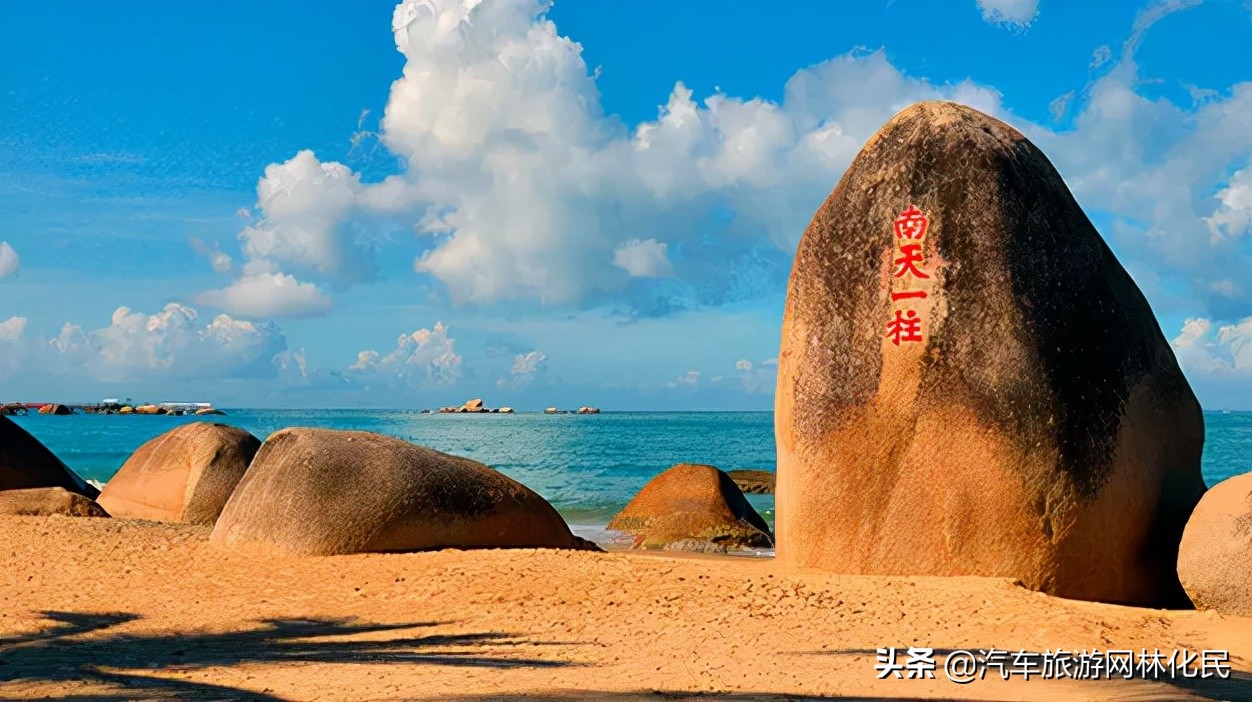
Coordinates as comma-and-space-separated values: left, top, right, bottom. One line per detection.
2, 515, 1249, 701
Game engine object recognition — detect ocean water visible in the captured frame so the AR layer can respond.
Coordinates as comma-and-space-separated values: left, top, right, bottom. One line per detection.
10, 410, 1251, 533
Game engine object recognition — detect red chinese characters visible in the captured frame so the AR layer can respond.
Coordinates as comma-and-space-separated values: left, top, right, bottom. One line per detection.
887, 205, 930, 345
893, 205, 929, 240
886, 309, 923, 346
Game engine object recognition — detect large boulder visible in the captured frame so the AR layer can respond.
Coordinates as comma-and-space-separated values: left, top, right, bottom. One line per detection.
97, 422, 261, 525
608, 464, 773, 552
0, 416, 99, 499
0, 487, 109, 517
775, 101, 1205, 606
1177, 473, 1252, 616
210, 428, 593, 555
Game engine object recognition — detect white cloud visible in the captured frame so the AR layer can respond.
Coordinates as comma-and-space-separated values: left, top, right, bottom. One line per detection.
0, 241, 19, 279
196, 260, 332, 318
199, 150, 374, 317
976, 0, 1039, 30
667, 370, 700, 388
511, 349, 547, 376
1, 303, 287, 382
1174, 317, 1252, 374
1172, 316, 1252, 408
498, 349, 547, 388
240, 150, 371, 280
348, 321, 463, 387
0, 316, 26, 341
735, 356, 778, 394
1206, 168, 1252, 243
189, 237, 234, 273
210, 0, 1246, 333
613, 239, 673, 277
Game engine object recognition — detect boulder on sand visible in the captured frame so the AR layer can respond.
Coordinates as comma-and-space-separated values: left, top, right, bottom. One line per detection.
0, 416, 99, 499
1177, 472, 1252, 616
608, 463, 773, 552
98, 422, 261, 525
0, 487, 109, 517
211, 428, 595, 555
775, 101, 1205, 606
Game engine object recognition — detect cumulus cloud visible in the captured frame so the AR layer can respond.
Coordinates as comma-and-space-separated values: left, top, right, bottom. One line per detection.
976, 0, 1039, 30
0, 241, 19, 279
0, 316, 26, 340
613, 239, 673, 277
735, 356, 778, 394
348, 321, 463, 387
200, 150, 375, 318
189, 237, 234, 273
668, 370, 700, 388
1206, 168, 1252, 243
0, 303, 287, 382
498, 349, 547, 388
208, 0, 1245, 335
196, 260, 332, 318
240, 150, 372, 280
1172, 316, 1252, 408
1015, 0, 1252, 320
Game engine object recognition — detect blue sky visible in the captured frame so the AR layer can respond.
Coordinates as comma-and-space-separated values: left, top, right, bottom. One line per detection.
0, 0, 1249, 409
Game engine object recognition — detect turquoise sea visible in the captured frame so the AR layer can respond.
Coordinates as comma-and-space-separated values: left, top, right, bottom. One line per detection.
10, 410, 1251, 534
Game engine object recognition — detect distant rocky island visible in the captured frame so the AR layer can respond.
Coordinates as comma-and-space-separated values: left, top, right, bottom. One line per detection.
0, 401, 224, 416
423, 398, 600, 414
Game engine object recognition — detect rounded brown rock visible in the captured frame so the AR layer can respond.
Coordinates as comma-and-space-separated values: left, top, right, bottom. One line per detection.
1178, 472, 1252, 616
0, 416, 99, 499
775, 101, 1205, 606
210, 427, 592, 555
97, 422, 261, 525
608, 463, 773, 552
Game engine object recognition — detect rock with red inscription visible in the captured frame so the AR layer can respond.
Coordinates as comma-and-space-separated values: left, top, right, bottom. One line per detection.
775, 101, 1204, 607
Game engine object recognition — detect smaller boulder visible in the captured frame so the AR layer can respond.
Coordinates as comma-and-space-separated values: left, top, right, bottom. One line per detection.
37, 404, 72, 415
498, 407, 514, 414
212, 428, 595, 555
608, 463, 773, 552
545, 407, 558, 414
578, 406, 601, 414
1178, 473, 1252, 616
118, 406, 134, 414
194, 408, 226, 416
0, 487, 109, 517
726, 469, 776, 495
134, 404, 161, 415
1, 416, 99, 498
98, 422, 260, 525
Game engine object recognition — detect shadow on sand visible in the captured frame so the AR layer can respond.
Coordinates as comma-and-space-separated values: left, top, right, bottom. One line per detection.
0, 610, 576, 700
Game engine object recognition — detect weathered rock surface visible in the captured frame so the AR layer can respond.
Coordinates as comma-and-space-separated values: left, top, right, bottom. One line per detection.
211, 428, 595, 555
0, 416, 99, 499
608, 464, 773, 552
0, 487, 109, 517
775, 101, 1205, 606
727, 470, 776, 495
1178, 472, 1252, 616
98, 422, 261, 525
